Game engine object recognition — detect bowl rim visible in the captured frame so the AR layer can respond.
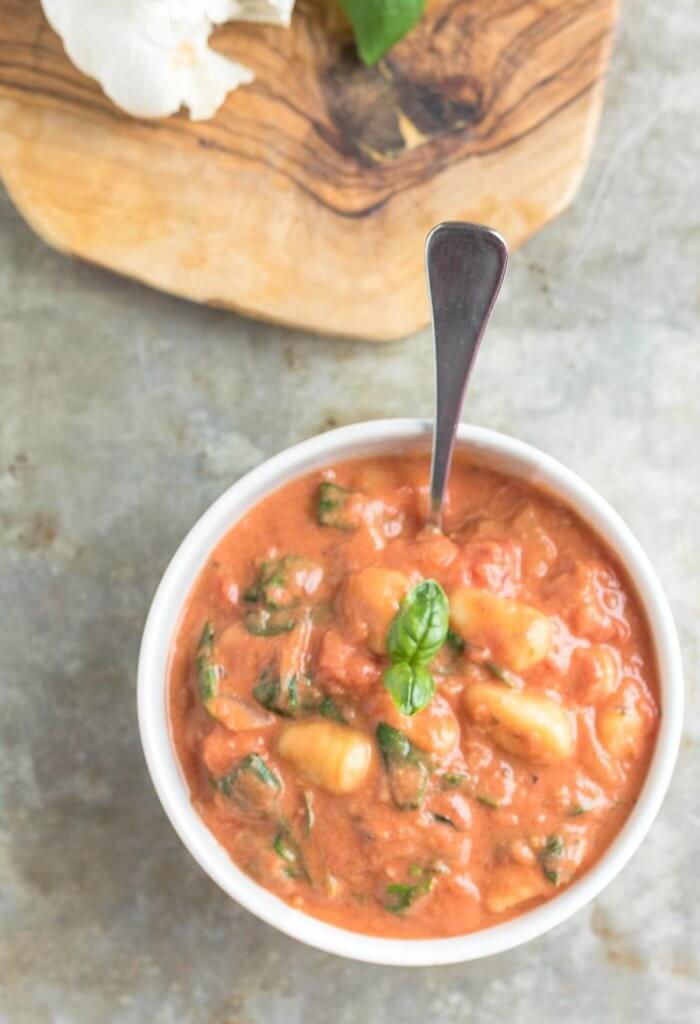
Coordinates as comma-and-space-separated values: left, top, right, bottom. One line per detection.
137, 418, 683, 965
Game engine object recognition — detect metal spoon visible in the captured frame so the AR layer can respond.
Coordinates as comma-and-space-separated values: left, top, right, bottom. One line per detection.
425, 222, 509, 529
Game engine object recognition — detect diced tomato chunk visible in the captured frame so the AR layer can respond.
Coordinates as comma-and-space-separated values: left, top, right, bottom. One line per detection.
448, 539, 522, 596
201, 726, 262, 777
317, 628, 381, 690
546, 562, 630, 642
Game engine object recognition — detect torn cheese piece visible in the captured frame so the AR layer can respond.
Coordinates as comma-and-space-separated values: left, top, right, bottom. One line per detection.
41, 0, 296, 120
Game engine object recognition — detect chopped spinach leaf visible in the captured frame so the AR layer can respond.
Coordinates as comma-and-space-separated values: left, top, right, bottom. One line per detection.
543, 834, 565, 858
244, 556, 318, 611
376, 722, 430, 810
215, 753, 281, 815
198, 620, 215, 656
475, 793, 499, 809
253, 668, 339, 721
441, 772, 468, 790
196, 620, 221, 702
253, 669, 320, 718
198, 662, 220, 703
272, 829, 306, 879
317, 482, 358, 530
446, 628, 465, 653
244, 606, 297, 637
384, 867, 435, 914
318, 694, 346, 723
482, 661, 520, 688
431, 812, 458, 829
243, 556, 320, 636
539, 834, 565, 885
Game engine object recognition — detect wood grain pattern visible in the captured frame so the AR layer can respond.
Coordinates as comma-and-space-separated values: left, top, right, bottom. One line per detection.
0, 0, 618, 339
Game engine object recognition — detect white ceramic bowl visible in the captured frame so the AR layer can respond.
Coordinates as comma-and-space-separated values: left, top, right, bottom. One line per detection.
137, 419, 683, 965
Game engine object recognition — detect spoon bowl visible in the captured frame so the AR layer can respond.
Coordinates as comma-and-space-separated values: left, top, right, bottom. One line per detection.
426, 222, 508, 529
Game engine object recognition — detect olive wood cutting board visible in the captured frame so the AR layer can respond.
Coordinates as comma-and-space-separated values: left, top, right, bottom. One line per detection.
0, 0, 618, 340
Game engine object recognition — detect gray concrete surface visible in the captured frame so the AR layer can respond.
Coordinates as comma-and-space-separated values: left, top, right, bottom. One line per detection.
1, 3, 699, 1021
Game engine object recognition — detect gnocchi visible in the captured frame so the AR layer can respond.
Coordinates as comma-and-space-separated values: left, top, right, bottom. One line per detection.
341, 567, 410, 655
464, 682, 575, 763
206, 695, 275, 732
450, 587, 552, 671
371, 691, 460, 757
597, 703, 644, 760
485, 864, 548, 914
276, 720, 373, 794
573, 645, 620, 703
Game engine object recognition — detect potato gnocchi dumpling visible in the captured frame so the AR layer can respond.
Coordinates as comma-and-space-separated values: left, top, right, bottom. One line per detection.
573, 644, 620, 703
370, 691, 460, 758
277, 720, 373, 795
597, 703, 644, 760
341, 567, 410, 655
450, 587, 553, 671
170, 454, 659, 940
464, 682, 575, 764
486, 864, 548, 914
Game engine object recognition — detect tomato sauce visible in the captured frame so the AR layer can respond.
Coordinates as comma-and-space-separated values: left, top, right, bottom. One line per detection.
168, 455, 659, 938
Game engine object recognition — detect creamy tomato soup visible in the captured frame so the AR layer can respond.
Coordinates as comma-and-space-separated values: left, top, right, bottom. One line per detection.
168, 455, 659, 939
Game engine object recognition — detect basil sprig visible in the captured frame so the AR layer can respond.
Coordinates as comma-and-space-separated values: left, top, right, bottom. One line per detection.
382, 579, 449, 716
338, 0, 426, 67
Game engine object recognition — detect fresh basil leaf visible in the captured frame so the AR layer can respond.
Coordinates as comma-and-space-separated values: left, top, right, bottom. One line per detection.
383, 660, 435, 716
387, 579, 449, 667
338, 0, 425, 66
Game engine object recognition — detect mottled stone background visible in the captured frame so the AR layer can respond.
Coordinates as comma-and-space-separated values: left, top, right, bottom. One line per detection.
1, 3, 698, 1022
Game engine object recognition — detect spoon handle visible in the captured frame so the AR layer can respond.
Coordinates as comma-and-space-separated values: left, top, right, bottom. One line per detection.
426, 222, 508, 529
